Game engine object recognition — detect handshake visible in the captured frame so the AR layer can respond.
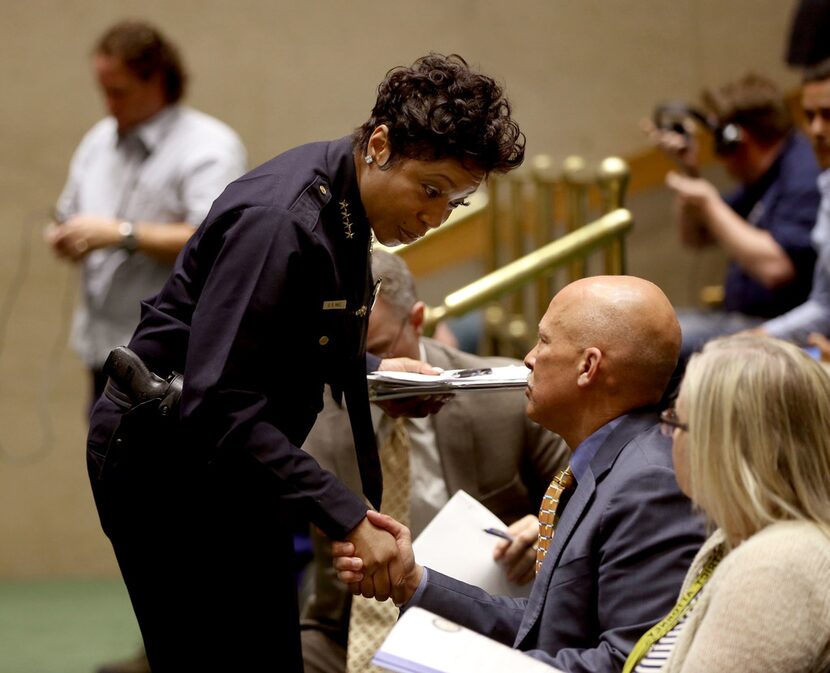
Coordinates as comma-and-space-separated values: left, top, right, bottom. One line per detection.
335, 511, 422, 606
333, 510, 540, 605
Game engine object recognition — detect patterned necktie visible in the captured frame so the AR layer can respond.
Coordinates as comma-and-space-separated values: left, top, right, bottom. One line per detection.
535, 465, 576, 574
346, 417, 411, 673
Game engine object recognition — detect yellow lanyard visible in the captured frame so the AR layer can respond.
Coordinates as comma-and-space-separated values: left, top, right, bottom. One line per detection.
621, 546, 725, 673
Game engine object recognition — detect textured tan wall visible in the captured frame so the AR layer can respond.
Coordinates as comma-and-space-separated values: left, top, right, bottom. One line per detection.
0, 0, 802, 577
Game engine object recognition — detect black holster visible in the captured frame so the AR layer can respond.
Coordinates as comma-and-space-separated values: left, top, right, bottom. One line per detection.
103, 346, 183, 418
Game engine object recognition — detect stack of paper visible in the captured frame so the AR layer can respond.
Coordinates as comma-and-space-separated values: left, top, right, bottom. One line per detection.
413, 490, 531, 598
372, 607, 563, 673
368, 365, 529, 401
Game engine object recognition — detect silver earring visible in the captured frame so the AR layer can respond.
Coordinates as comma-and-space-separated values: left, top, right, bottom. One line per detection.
364, 155, 374, 165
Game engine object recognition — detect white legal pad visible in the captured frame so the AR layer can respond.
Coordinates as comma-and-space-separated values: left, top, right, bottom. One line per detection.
372, 607, 564, 673
413, 489, 531, 598
367, 365, 529, 401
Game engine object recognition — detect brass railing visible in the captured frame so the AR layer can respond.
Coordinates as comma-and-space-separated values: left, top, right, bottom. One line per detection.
424, 208, 634, 336
381, 154, 632, 356
476, 155, 630, 355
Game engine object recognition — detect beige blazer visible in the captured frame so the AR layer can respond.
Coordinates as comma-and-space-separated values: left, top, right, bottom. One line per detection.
659, 521, 830, 673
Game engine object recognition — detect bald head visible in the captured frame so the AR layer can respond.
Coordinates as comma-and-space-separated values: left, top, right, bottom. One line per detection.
524, 276, 680, 444
557, 276, 679, 400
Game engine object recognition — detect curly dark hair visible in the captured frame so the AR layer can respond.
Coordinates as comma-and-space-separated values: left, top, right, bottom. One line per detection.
353, 53, 525, 175
94, 20, 187, 104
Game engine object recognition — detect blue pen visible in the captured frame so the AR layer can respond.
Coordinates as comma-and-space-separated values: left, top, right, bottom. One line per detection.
483, 527, 514, 542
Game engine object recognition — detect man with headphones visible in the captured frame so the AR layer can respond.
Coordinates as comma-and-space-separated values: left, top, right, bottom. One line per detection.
647, 73, 821, 359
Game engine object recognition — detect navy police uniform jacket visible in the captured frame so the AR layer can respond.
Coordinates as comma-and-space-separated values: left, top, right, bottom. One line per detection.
89, 136, 376, 540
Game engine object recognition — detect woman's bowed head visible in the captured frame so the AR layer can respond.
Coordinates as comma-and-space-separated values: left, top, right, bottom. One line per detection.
353, 53, 525, 247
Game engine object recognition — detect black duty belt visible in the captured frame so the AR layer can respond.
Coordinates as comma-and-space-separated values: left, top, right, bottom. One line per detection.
102, 345, 383, 509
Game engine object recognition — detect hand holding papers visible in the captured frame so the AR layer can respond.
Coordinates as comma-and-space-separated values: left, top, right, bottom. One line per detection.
372, 356, 453, 418
412, 490, 533, 598
368, 365, 530, 401
372, 607, 564, 673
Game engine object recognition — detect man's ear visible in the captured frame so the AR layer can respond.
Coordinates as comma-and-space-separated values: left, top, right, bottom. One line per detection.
577, 347, 602, 387
367, 125, 391, 166
410, 301, 426, 337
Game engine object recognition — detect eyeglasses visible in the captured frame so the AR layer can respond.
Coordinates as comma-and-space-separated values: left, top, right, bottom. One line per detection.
660, 408, 689, 436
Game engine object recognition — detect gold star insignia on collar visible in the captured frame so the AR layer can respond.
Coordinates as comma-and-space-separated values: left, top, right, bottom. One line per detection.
339, 200, 354, 240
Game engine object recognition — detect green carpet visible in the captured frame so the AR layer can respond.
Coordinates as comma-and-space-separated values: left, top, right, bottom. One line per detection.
0, 579, 142, 673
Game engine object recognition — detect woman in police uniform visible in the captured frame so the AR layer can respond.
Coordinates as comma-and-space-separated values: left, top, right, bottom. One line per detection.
87, 53, 524, 672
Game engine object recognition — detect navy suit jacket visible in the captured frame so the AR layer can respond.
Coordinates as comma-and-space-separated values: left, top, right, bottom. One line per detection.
408, 411, 705, 673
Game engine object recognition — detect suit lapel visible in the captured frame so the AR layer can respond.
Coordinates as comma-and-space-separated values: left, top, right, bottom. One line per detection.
514, 466, 596, 645
513, 410, 659, 647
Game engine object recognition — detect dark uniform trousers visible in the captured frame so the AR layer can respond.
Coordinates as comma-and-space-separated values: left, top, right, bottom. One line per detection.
88, 397, 302, 672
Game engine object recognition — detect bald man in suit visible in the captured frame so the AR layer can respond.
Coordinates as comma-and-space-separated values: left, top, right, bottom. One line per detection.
334, 276, 706, 673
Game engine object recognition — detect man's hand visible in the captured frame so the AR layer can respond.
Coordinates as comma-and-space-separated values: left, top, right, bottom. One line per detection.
375, 357, 452, 418
640, 118, 700, 176
377, 357, 441, 375
334, 510, 423, 606
491, 514, 539, 586
665, 171, 720, 211
44, 215, 121, 262
343, 514, 402, 602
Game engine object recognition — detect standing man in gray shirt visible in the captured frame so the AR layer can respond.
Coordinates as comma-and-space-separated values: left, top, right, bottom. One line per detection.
45, 20, 246, 409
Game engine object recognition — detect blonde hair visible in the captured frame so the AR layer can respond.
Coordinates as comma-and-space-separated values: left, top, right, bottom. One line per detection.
680, 335, 830, 546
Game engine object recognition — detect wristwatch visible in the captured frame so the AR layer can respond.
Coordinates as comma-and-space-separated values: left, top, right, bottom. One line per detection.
118, 220, 139, 253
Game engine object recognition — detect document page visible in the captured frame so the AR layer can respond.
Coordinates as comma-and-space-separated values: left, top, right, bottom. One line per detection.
368, 365, 529, 400
412, 490, 531, 599
373, 607, 563, 673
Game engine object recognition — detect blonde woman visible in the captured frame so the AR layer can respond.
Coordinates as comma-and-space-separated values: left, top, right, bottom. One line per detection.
624, 334, 830, 673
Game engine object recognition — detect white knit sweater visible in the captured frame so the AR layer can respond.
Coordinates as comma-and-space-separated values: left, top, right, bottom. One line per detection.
659, 521, 830, 673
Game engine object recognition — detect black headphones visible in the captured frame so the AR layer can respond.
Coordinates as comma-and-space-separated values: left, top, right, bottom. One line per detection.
653, 102, 743, 156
